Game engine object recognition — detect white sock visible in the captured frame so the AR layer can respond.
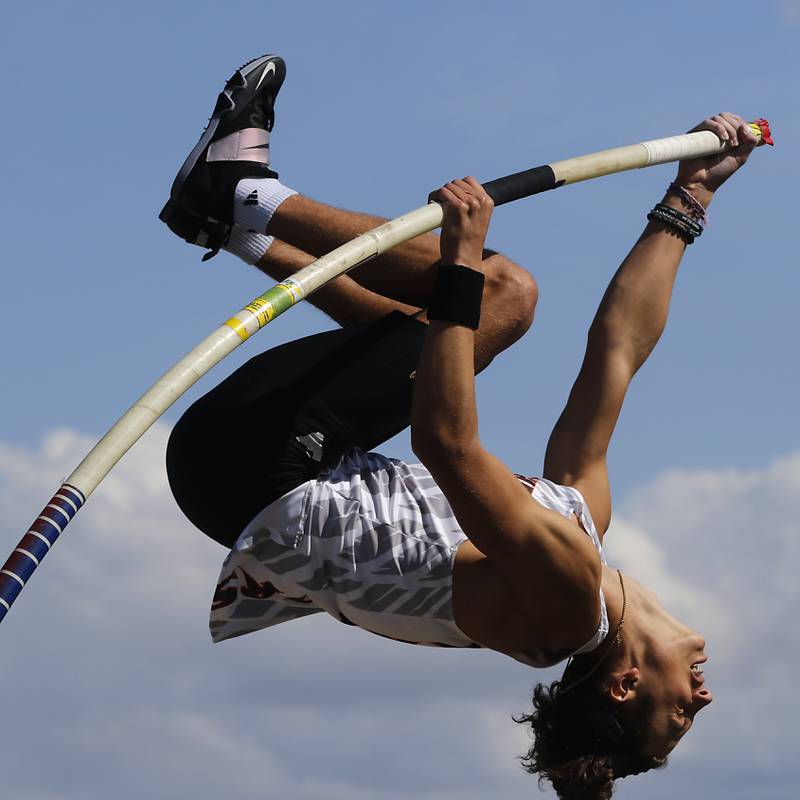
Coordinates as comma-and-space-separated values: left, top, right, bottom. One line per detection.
224, 225, 273, 265
233, 177, 297, 233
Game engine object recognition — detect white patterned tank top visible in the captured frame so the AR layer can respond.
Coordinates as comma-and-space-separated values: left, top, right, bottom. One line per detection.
210, 448, 609, 667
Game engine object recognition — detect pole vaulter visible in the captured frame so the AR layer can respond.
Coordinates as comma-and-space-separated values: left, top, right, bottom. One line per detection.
0, 117, 771, 626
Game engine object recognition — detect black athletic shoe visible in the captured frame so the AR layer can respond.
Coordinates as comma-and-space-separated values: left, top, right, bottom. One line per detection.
159, 199, 232, 261
161, 54, 286, 231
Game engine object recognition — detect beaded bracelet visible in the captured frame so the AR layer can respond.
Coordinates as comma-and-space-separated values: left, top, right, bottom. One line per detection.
647, 206, 699, 243
653, 204, 703, 236
667, 182, 708, 225
647, 204, 703, 244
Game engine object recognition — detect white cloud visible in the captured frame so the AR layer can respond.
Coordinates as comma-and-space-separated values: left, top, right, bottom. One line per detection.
1, 429, 799, 799
608, 452, 800, 782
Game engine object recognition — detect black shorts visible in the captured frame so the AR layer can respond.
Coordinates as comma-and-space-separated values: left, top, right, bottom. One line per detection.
166, 311, 428, 548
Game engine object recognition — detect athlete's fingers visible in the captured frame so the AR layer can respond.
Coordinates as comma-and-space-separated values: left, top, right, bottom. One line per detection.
431, 177, 493, 215
738, 120, 758, 146
713, 113, 741, 147
447, 180, 478, 209
446, 180, 487, 215
689, 116, 719, 138
721, 114, 741, 147
690, 115, 733, 145
449, 177, 492, 212
719, 111, 746, 129
720, 112, 757, 150
716, 112, 758, 154
436, 184, 470, 211
732, 122, 758, 164
707, 115, 735, 146
429, 185, 464, 209
463, 175, 494, 206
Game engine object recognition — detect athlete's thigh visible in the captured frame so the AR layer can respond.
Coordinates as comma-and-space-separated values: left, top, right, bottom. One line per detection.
299, 310, 428, 455
542, 348, 634, 538
166, 325, 358, 547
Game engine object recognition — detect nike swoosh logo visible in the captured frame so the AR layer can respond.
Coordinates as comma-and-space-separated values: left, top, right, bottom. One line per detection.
254, 61, 276, 92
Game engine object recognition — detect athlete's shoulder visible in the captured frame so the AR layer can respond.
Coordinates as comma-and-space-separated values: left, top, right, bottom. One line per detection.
452, 539, 602, 656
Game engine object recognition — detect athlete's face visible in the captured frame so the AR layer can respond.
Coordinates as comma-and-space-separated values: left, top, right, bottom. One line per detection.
633, 631, 713, 757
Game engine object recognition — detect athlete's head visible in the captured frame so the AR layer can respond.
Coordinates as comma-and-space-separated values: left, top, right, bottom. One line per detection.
515, 624, 712, 798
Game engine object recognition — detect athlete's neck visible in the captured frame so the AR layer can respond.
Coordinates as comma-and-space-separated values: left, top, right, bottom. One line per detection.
601, 565, 698, 662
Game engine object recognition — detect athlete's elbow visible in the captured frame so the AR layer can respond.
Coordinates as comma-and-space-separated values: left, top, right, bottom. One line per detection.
411, 429, 478, 471
411, 430, 454, 466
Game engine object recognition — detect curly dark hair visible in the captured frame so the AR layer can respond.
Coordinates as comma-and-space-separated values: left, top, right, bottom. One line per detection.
514, 671, 667, 800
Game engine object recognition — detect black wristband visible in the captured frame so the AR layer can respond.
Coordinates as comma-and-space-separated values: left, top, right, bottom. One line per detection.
427, 263, 485, 330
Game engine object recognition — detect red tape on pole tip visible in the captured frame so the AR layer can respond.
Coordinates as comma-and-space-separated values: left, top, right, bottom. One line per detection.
753, 118, 774, 146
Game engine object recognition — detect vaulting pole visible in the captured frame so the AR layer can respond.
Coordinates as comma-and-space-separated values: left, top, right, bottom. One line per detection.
0, 120, 772, 624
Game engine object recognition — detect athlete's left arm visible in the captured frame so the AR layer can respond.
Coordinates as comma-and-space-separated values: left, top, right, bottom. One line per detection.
412, 179, 601, 647
412, 315, 601, 644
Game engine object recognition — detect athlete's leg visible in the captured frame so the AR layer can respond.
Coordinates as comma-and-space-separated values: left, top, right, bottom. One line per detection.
171, 226, 536, 547
256, 238, 420, 327
269, 194, 534, 307
167, 311, 428, 547
263, 195, 538, 369
267, 195, 446, 306
543, 201, 693, 537
159, 53, 536, 358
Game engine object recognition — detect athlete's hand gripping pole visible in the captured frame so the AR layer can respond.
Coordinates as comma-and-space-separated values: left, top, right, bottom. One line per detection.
0, 120, 772, 625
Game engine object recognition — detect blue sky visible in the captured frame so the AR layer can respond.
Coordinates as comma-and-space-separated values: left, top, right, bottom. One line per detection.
1, 2, 798, 798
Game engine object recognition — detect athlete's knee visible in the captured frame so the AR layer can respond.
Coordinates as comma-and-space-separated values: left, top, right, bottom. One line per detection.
483, 250, 538, 336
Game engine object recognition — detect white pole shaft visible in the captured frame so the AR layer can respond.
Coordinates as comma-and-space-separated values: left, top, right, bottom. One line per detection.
66, 202, 444, 495
553, 130, 724, 185
67, 126, 759, 497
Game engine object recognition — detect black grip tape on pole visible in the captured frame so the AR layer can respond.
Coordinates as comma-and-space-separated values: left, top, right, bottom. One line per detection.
483, 165, 561, 207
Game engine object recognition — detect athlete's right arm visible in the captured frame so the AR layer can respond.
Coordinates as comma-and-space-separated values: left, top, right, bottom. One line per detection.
412, 179, 601, 647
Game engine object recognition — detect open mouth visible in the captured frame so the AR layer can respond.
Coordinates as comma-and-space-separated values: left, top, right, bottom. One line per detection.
690, 660, 707, 685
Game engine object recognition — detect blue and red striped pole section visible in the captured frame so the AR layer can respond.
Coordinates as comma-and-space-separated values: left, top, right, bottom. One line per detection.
0, 484, 85, 622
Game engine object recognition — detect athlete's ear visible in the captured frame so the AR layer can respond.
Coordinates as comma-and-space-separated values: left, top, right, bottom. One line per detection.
607, 667, 640, 704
